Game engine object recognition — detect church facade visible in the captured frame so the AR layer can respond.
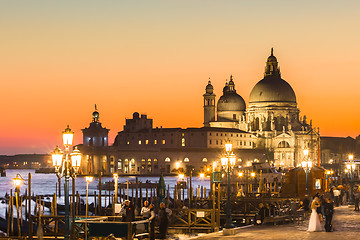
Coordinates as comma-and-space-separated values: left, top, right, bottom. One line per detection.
78, 49, 320, 175
205, 49, 320, 168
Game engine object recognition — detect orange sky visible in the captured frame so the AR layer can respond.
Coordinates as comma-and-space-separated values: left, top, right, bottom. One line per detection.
1, 1, 360, 154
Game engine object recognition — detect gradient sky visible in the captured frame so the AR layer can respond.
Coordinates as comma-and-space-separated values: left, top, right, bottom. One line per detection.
1, 1, 360, 155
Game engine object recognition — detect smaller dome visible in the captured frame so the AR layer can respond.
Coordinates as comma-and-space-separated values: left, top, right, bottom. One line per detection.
133, 112, 140, 119
205, 80, 213, 94
217, 93, 246, 111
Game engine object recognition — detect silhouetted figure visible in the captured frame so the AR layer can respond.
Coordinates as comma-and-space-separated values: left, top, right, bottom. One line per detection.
158, 202, 169, 239
121, 200, 135, 222
303, 197, 310, 212
323, 198, 334, 232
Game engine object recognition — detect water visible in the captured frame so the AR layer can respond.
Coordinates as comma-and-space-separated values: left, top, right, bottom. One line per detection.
0, 169, 210, 197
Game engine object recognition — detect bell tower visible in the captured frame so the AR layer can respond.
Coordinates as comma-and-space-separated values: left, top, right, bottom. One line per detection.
203, 79, 216, 127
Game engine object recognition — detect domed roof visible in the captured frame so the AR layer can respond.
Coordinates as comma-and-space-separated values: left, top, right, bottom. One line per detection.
217, 92, 246, 111
205, 80, 214, 94
249, 49, 296, 104
249, 75, 296, 103
217, 76, 246, 111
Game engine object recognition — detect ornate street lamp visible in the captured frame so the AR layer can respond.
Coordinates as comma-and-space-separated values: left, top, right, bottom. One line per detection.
347, 154, 355, 205
52, 125, 81, 240
221, 141, 236, 230
301, 149, 312, 195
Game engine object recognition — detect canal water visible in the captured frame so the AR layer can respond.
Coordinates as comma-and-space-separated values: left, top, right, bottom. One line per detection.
0, 169, 211, 218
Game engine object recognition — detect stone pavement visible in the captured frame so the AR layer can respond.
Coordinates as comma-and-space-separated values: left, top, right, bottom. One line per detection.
190, 206, 360, 240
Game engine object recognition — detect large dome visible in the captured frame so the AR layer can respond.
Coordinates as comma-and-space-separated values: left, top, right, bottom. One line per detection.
249, 49, 296, 104
217, 92, 246, 111
249, 75, 296, 104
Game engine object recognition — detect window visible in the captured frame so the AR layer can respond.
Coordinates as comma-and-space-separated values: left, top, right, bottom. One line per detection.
182, 138, 185, 147
202, 158, 207, 162
162, 139, 166, 144
231, 134, 233, 137
233, 114, 236, 120
209, 140, 212, 144
216, 140, 218, 145
146, 140, 149, 144
127, 141, 130, 145
165, 157, 171, 162
184, 157, 189, 162
138, 140, 142, 145
244, 141, 246, 146
278, 141, 290, 148
216, 133, 218, 136
154, 140, 157, 144
209, 133, 212, 136
221, 133, 223, 136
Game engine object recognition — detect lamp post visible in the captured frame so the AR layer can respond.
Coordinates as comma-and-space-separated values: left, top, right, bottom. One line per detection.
85, 176, 93, 240
113, 173, 118, 204
347, 154, 355, 206
13, 174, 24, 237
221, 142, 236, 230
52, 125, 82, 240
301, 149, 312, 195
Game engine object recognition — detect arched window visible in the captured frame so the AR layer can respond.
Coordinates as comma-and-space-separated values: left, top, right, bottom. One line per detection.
278, 141, 290, 148
184, 157, 189, 162
165, 157, 171, 162
202, 158, 207, 162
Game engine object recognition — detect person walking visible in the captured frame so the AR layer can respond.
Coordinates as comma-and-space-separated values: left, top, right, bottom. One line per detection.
323, 197, 334, 232
307, 197, 321, 232
354, 189, 360, 211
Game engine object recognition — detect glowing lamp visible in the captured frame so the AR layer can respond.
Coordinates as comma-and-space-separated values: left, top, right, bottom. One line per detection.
52, 145, 63, 171
62, 125, 74, 147
349, 154, 354, 161
308, 161, 313, 168
178, 173, 185, 179
238, 172, 243, 177
250, 172, 256, 177
221, 157, 228, 166
113, 173, 118, 180
70, 147, 81, 173
229, 154, 236, 166
13, 174, 23, 187
225, 142, 232, 152
175, 161, 181, 169
85, 176, 93, 183
199, 173, 205, 178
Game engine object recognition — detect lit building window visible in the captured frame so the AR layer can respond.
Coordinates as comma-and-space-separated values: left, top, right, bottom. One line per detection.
146, 140, 149, 144
202, 158, 207, 162
127, 141, 130, 145
162, 139, 166, 144
139, 140, 142, 145
182, 138, 185, 147
165, 157, 171, 162
184, 157, 189, 162
154, 140, 157, 144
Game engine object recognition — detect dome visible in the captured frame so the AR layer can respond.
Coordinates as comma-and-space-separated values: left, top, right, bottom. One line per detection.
217, 76, 245, 111
249, 49, 296, 104
249, 75, 296, 104
205, 80, 213, 94
217, 92, 246, 111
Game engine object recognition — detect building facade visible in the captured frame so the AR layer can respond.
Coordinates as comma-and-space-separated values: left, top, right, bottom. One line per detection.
79, 49, 322, 175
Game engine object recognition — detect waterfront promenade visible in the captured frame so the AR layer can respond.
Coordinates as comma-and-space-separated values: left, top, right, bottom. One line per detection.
190, 206, 360, 240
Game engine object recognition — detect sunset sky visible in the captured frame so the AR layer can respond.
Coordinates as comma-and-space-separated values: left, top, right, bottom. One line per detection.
1, 1, 360, 155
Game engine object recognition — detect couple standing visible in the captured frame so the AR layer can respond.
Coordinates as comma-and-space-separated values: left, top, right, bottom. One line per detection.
307, 196, 334, 232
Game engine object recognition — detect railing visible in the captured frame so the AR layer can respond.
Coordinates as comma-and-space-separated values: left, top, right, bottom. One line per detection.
170, 209, 216, 232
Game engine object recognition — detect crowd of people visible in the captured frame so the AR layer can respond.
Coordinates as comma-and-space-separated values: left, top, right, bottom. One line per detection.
118, 200, 172, 239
